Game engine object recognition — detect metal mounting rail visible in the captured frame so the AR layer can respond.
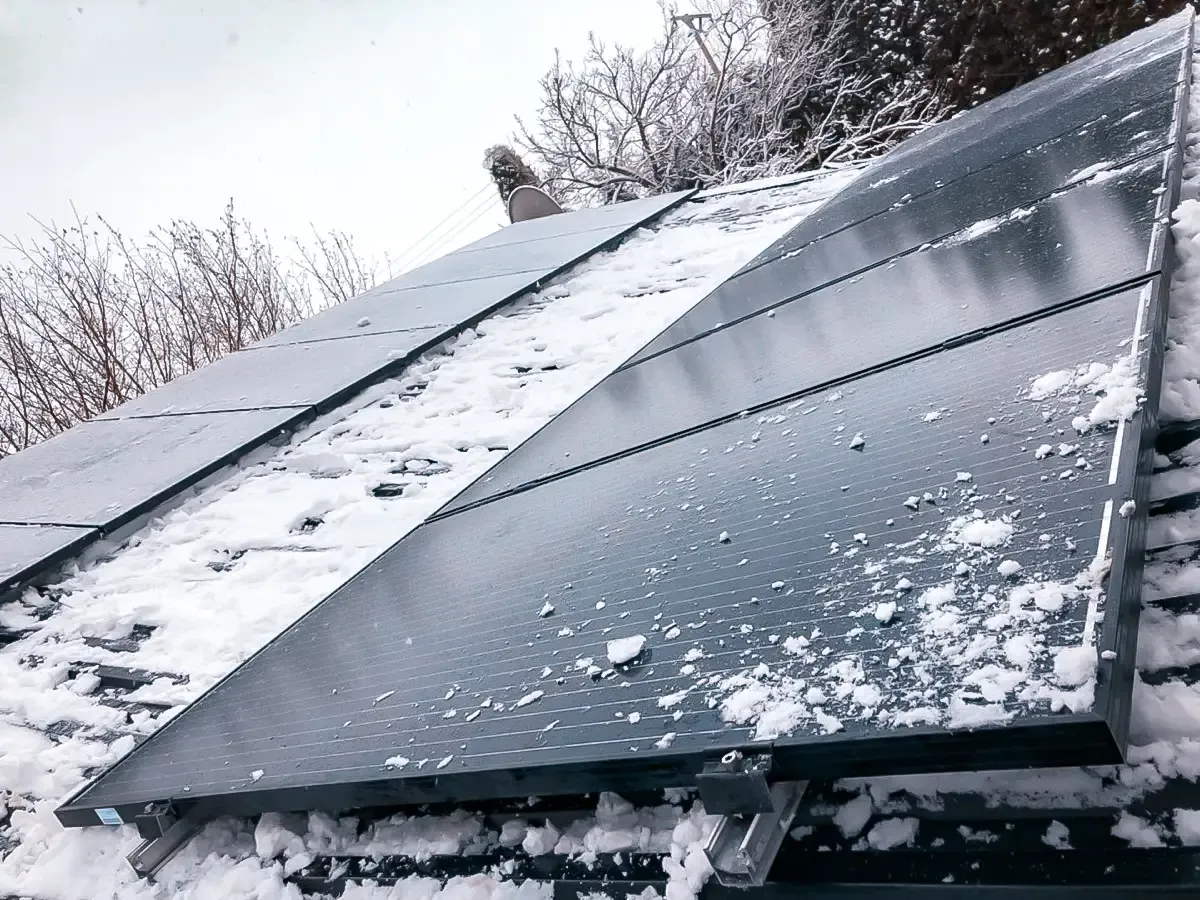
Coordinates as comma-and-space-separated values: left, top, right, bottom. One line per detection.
704, 780, 808, 887
126, 804, 210, 880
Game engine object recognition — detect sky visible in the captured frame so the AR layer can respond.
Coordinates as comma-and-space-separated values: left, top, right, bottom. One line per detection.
0, 0, 665, 272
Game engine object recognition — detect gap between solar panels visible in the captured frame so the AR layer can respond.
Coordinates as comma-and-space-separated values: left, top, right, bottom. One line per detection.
50, 11, 1192, 890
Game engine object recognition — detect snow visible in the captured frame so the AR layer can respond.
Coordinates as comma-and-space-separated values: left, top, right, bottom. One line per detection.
874, 602, 897, 624
865, 817, 919, 850
946, 516, 1014, 548
1042, 820, 1072, 849
514, 690, 544, 708
833, 793, 873, 837
606, 635, 647, 665
997, 559, 1023, 577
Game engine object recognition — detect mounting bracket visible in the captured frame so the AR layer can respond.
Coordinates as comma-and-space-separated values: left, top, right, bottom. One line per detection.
696, 750, 775, 815
126, 803, 210, 880
703, 778, 809, 888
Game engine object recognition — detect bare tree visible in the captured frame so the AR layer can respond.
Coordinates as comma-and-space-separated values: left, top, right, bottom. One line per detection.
516, 0, 946, 205
293, 227, 387, 306
0, 203, 379, 457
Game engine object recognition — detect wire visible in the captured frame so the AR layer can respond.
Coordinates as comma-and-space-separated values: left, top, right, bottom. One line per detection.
405, 190, 502, 271
392, 182, 493, 270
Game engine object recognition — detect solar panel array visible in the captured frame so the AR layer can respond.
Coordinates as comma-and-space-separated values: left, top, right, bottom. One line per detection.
0, 191, 691, 598
56, 14, 1190, 828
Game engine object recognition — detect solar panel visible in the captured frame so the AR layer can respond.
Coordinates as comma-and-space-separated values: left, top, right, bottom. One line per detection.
259, 192, 693, 347
0, 410, 303, 529
448, 154, 1172, 509
56, 280, 1161, 826
258, 275, 536, 346
54, 18, 1186, 830
627, 81, 1183, 365
96, 327, 446, 418
0, 524, 97, 596
0, 192, 693, 588
733, 15, 1190, 274
463, 191, 694, 251
391, 228, 640, 291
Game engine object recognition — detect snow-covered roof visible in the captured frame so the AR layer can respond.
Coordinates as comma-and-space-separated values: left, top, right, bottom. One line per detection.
0, 168, 865, 898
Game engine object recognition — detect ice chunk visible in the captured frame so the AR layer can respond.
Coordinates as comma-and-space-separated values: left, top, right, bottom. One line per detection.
607, 634, 647, 665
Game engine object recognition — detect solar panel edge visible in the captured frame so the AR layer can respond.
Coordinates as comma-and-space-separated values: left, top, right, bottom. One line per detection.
1094, 59, 1193, 753
0, 524, 99, 601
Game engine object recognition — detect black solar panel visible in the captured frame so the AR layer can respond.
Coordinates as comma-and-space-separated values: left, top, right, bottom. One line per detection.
733, 14, 1190, 275
54, 17, 1188, 829
56, 282, 1161, 825
0, 192, 691, 561
259, 191, 693, 347
0, 410, 305, 529
449, 154, 1172, 509
0, 524, 96, 596
97, 327, 446, 418
627, 80, 1183, 365
258, 276, 534, 346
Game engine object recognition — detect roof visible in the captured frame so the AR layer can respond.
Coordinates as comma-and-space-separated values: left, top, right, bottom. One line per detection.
0, 10, 1196, 897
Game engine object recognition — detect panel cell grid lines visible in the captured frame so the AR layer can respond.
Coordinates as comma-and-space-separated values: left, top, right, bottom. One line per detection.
56, 18, 1188, 828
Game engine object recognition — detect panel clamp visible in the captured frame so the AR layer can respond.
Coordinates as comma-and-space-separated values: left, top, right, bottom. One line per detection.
698, 750, 809, 887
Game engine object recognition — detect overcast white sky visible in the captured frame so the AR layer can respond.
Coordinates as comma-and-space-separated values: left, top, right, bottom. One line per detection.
0, 0, 664, 270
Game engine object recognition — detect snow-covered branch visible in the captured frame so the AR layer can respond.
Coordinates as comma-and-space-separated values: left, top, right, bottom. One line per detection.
516, 0, 947, 205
